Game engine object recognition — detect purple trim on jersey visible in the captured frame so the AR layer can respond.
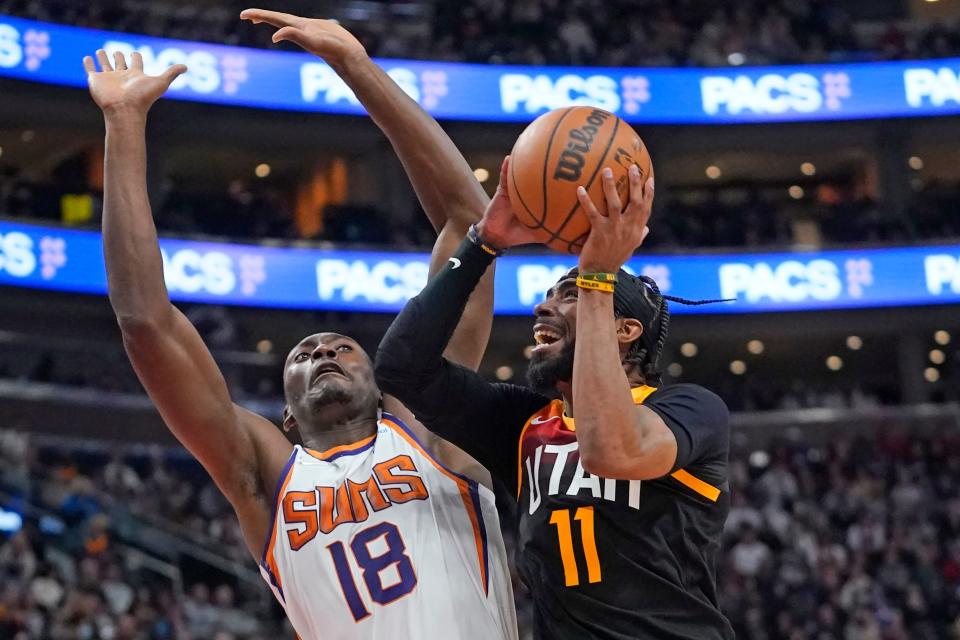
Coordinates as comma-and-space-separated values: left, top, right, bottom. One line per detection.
261, 563, 286, 605
381, 412, 477, 486
302, 436, 378, 464
320, 438, 376, 463
381, 411, 491, 594
258, 445, 298, 604
467, 480, 491, 595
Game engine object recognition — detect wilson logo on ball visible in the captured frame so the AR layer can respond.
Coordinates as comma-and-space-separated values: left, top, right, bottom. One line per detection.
508, 106, 653, 254
553, 109, 613, 182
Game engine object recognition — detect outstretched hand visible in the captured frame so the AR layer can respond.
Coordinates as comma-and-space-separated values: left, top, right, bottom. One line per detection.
474, 156, 541, 250
576, 165, 653, 273
84, 50, 186, 118
240, 9, 367, 67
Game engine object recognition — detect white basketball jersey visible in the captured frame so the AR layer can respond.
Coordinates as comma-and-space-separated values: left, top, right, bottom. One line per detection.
259, 413, 517, 640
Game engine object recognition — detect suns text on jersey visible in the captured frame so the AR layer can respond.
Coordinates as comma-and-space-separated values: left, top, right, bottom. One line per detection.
281, 454, 428, 550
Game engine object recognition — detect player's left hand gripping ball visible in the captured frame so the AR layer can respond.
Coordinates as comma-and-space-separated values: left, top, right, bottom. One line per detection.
576, 165, 653, 274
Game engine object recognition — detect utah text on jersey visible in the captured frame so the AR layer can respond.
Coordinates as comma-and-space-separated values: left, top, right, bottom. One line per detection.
517, 386, 722, 586
519, 386, 721, 514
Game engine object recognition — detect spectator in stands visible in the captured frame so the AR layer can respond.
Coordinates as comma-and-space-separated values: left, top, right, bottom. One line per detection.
10, 423, 960, 637
4, 0, 960, 66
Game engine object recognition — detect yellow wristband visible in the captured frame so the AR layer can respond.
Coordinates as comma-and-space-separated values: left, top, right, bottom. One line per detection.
576, 276, 615, 293
577, 272, 618, 284
467, 224, 504, 257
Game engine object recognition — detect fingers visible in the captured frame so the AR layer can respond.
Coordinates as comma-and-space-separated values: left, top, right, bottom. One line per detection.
639, 225, 651, 246
95, 49, 113, 72
271, 25, 306, 45
161, 63, 189, 85
240, 8, 304, 28
113, 51, 127, 71
600, 167, 621, 215
639, 176, 655, 226
624, 166, 654, 226
497, 155, 510, 189
82, 56, 96, 75
131, 52, 144, 71
627, 164, 644, 209
576, 185, 604, 225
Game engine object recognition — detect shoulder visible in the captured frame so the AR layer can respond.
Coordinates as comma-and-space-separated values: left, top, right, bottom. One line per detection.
643, 383, 731, 462
491, 382, 553, 418
381, 408, 494, 490
646, 383, 730, 423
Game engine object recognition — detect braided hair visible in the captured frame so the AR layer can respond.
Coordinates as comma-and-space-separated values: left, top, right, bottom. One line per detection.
618, 275, 729, 385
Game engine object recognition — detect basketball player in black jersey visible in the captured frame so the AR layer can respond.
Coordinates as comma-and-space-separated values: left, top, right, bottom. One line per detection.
376, 158, 735, 639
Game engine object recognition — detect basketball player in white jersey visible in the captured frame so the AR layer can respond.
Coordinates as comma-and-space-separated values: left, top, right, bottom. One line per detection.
83, 13, 515, 637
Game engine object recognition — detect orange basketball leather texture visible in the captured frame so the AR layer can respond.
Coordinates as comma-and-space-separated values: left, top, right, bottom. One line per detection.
508, 106, 653, 254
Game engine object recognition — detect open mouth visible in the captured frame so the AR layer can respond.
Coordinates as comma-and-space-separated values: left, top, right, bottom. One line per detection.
311, 362, 346, 384
532, 324, 563, 352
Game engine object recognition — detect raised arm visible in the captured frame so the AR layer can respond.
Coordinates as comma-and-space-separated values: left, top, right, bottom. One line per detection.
570, 168, 678, 480
375, 162, 546, 482
241, 9, 493, 369
86, 51, 291, 557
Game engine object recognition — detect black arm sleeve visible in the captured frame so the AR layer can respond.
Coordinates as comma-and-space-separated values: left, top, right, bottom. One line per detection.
644, 383, 730, 472
375, 236, 548, 483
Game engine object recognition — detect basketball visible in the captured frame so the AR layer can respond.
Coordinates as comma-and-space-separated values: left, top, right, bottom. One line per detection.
507, 106, 653, 254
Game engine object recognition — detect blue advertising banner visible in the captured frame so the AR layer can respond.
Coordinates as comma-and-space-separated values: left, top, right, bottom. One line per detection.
1, 220, 959, 315
2, 15, 960, 123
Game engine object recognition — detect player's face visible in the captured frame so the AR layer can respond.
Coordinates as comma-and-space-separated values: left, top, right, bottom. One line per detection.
283, 333, 378, 418
528, 279, 579, 393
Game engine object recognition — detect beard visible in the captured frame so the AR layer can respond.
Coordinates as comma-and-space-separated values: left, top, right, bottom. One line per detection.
526, 339, 575, 395
307, 380, 354, 409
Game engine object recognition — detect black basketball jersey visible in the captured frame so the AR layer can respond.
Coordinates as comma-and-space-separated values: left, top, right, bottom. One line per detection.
515, 385, 734, 640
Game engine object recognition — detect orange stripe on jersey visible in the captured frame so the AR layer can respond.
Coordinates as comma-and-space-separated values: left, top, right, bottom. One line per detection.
304, 434, 377, 462
630, 385, 658, 404
515, 402, 562, 498
265, 457, 298, 595
670, 468, 721, 502
561, 386, 659, 432
515, 415, 536, 498
380, 416, 489, 594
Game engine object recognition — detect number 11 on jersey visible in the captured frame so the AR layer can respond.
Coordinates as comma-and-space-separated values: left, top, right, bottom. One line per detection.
549, 507, 601, 587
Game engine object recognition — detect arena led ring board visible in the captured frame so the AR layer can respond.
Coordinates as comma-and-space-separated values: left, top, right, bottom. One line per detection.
2, 220, 959, 314
1, 15, 960, 124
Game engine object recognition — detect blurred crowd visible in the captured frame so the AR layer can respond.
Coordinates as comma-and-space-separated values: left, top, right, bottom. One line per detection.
7, 423, 960, 639
3, 0, 960, 67
0, 304, 288, 404
0, 168, 441, 247
640, 184, 960, 251
0, 169, 300, 242
3, 165, 958, 249
422, 0, 960, 67
0, 322, 948, 416
2, 302, 958, 415
0, 429, 286, 639
721, 429, 960, 639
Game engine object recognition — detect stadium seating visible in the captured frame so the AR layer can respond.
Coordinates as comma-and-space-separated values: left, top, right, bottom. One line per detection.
6, 417, 960, 639
3, 0, 959, 66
